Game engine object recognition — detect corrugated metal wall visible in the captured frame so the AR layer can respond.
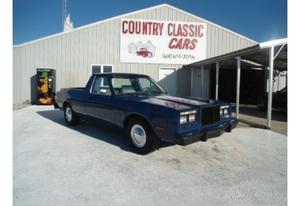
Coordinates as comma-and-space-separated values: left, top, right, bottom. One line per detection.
190, 65, 210, 98
267, 70, 287, 93
13, 5, 256, 104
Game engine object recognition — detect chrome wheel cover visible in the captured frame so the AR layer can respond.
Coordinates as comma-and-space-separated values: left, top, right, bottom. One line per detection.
65, 107, 72, 122
130, 124, 147, 148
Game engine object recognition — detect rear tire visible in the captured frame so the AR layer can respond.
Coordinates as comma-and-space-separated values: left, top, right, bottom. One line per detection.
64, 104, 79, 126
125, 119, 157, 155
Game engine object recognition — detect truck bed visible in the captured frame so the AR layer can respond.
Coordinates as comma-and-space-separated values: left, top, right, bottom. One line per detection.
55, 87, 85, 108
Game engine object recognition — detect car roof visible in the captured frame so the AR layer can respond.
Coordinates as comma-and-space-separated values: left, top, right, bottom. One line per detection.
93, 73, 150, 78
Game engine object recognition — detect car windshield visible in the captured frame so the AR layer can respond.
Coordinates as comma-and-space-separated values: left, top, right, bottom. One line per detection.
111, 76, 165, 96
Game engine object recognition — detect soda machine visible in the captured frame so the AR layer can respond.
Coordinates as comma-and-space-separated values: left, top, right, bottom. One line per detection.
36, 68, 55, 105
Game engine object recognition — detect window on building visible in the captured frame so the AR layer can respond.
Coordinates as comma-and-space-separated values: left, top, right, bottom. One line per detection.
103, 65, 113, 73
91, 65, 113, 75
92, 65, 101, 74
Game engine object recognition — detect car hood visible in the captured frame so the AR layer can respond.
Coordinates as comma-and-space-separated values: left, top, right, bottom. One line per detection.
126, 95, 218, 111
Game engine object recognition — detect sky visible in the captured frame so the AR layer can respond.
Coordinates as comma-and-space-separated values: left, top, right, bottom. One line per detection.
13, 0, 287, 45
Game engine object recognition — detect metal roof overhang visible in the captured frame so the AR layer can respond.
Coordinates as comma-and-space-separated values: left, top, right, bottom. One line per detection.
188, 39, 287, 71
187, 38, 287, 129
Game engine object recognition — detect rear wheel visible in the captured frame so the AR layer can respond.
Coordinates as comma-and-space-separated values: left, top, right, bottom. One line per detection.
64, 104, 78, 126
126, 119, 157, 154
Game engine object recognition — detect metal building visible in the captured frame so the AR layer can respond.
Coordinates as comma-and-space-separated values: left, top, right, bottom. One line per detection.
13, 4, 257, 106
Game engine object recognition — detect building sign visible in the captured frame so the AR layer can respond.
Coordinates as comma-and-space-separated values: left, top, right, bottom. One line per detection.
120, 18, 207, 64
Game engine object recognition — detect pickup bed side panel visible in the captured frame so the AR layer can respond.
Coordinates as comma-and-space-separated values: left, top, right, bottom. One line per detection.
68, 89, 87, 115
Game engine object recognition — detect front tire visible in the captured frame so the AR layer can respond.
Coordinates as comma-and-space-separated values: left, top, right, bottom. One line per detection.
64, 104, 78, 126
125, 119, 157, 155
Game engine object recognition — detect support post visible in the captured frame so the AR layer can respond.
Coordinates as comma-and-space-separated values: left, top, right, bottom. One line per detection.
236, 57, 241, 119
215, 62, 219, 100
267, 46, 274, 129
201, 65, 204, 97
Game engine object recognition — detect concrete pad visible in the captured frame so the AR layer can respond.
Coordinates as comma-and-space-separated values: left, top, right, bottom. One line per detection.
14, 106, 287, 206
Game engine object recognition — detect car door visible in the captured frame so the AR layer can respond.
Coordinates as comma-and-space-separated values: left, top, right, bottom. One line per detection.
85, 76, 116, 124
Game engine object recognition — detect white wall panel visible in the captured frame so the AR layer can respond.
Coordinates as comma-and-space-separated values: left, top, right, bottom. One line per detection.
13, 5, 256, 104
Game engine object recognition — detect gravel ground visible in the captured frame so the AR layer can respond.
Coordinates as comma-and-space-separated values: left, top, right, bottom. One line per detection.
13, 106, 287, 206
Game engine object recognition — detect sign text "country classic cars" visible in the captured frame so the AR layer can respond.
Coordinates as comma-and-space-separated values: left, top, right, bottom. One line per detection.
122, 20, 205, 50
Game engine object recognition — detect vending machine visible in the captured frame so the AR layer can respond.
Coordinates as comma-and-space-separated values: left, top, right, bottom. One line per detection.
36, 68, 55, 105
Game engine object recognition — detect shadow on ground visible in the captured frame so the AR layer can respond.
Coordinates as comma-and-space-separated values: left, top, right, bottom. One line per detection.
36, 109, 134, 153
36, 109, 174, 153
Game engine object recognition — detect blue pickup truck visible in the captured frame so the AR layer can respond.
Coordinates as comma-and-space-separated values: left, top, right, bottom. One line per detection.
54, 73, 237, 154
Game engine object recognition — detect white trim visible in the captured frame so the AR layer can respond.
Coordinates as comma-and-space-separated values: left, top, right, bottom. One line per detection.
90, 64, 114, 75
14, 3, 257, 48
260, 38, 288, 49
236, 57, 241, 119
241, 59, 264, 67
267, 46, 274, 128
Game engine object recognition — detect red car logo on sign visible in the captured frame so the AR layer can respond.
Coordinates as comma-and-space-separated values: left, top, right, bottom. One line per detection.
136, 48, 153, 58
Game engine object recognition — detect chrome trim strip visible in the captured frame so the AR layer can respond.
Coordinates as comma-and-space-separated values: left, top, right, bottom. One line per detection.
89, 75, 96, 94
220, 105, 229, 109
180, 110, 197, 116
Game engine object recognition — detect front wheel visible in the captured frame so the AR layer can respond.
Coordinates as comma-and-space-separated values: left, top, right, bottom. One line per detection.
126, 120, 157, 154
64, 104, 79, 126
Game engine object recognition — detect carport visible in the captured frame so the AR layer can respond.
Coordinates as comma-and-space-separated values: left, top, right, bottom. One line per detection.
188, 38, 287, 129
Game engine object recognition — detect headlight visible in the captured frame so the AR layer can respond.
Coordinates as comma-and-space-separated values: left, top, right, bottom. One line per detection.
180, 116, 187, 124
220, 105, 229, 117
180, 110, 197, 124
188, 114, 196, 122
224, 109, 228, 115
